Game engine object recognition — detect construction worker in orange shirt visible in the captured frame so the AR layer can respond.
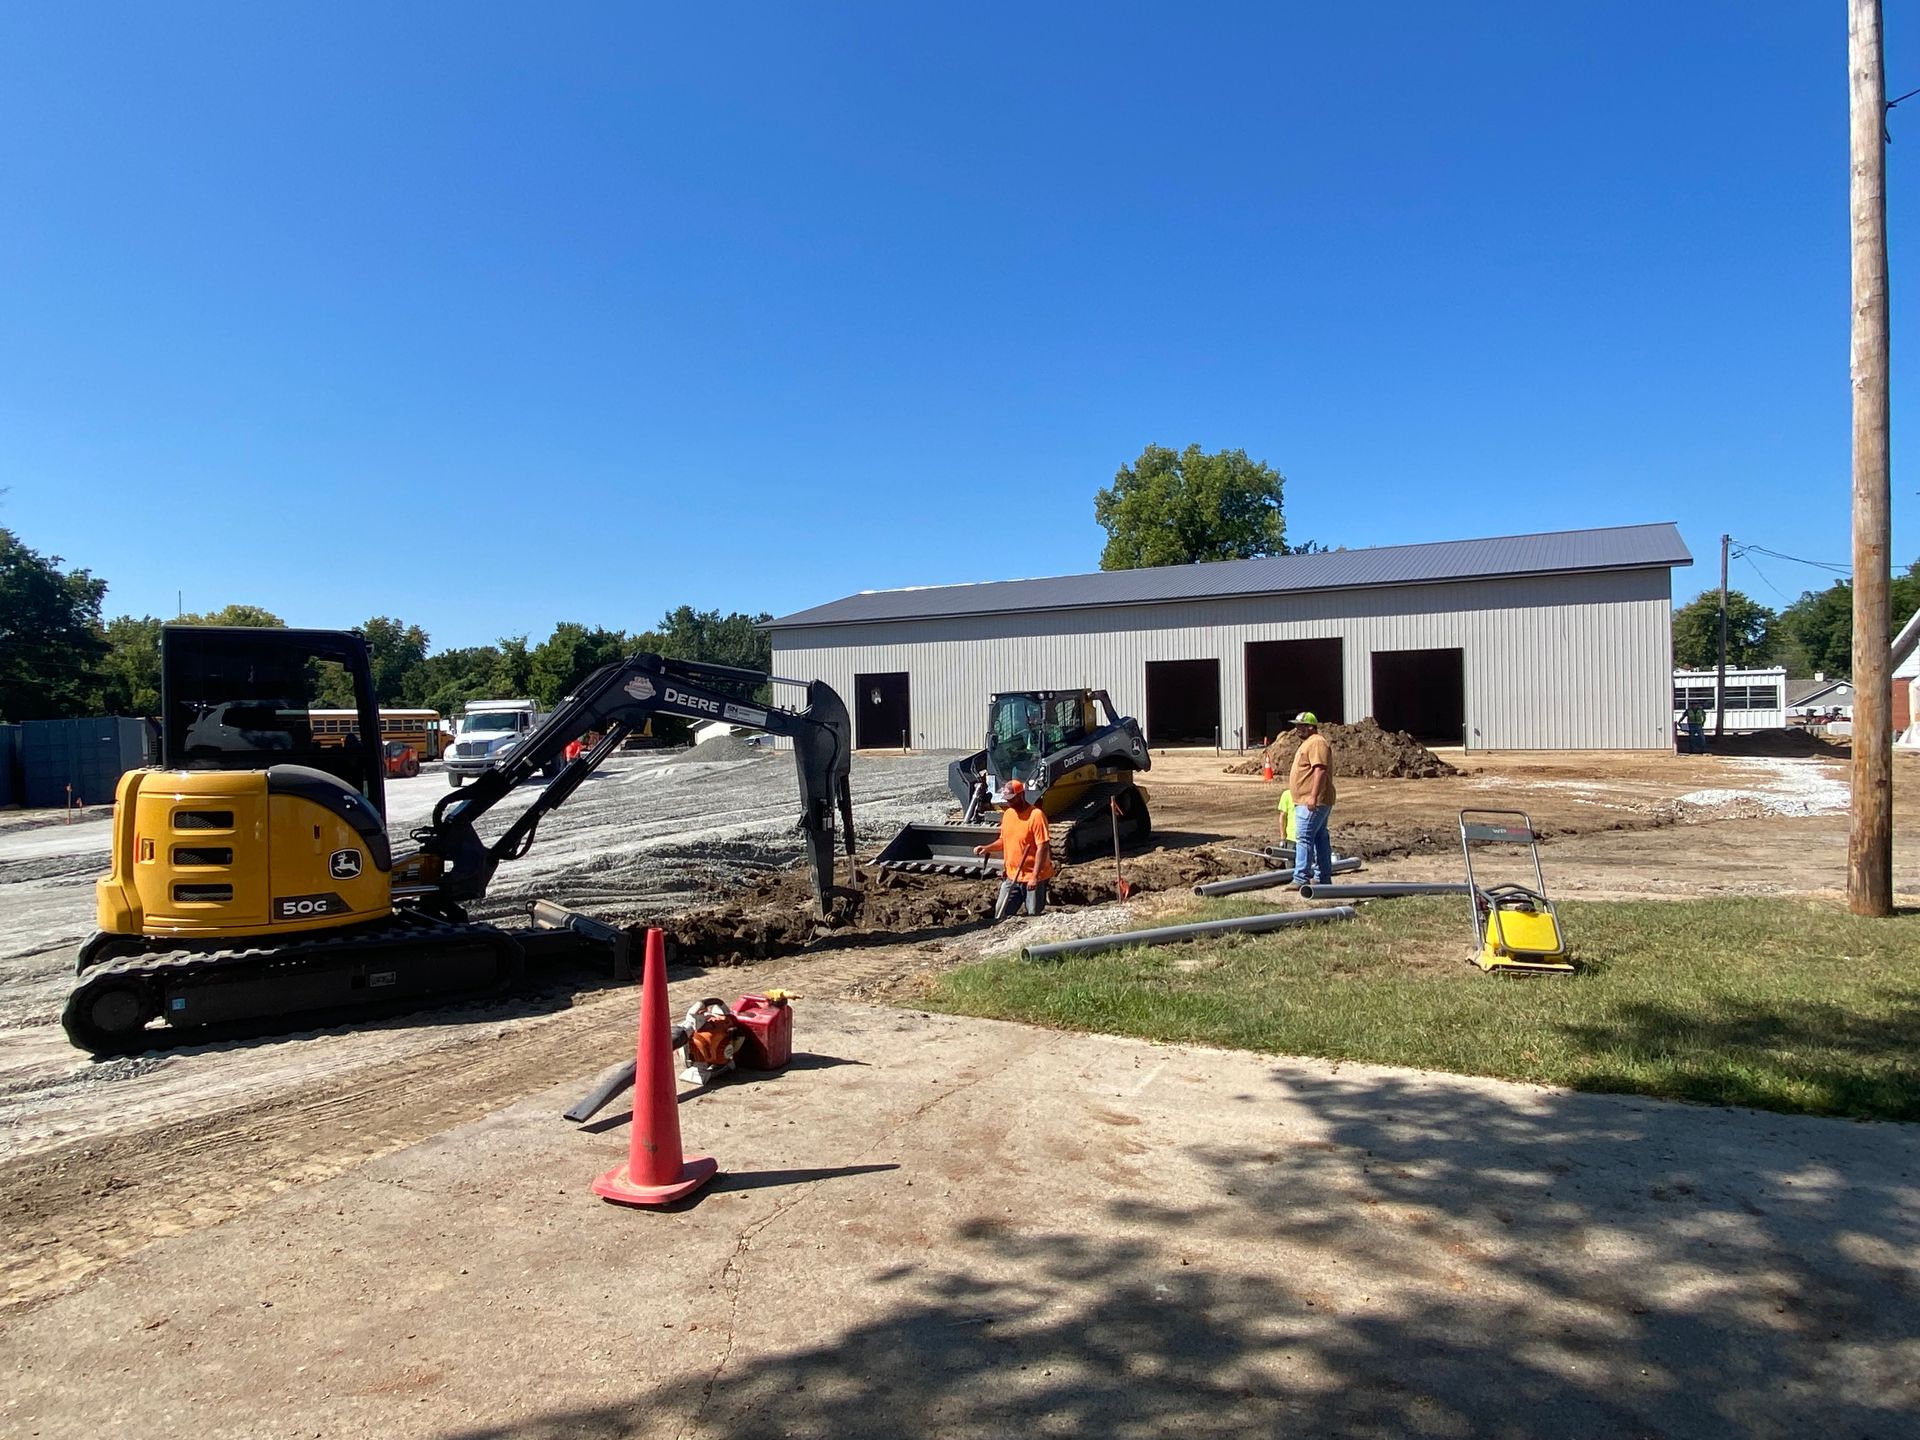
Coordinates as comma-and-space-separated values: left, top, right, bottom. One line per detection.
973, 777, 1057, 921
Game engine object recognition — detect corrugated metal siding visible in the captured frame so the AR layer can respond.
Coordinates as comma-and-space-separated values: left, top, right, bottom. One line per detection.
773, 569, 1675, 751
21, 717, 152, 809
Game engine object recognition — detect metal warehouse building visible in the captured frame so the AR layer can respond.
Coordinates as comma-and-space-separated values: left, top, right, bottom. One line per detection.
765, 523, 1693, 753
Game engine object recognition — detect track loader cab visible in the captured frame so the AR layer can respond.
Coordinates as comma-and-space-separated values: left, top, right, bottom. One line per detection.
975, 691, 1109, 813
877, 688, 1152, 875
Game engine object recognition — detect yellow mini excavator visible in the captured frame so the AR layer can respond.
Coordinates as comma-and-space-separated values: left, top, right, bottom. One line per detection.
64, 625, 856, 1055
874, 689, 1151, 875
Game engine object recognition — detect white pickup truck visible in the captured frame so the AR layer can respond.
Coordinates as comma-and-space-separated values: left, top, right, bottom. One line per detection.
445, 699, 550, 786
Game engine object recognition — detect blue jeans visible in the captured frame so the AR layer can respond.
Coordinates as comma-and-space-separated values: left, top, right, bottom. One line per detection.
1293, 804, 1333, 885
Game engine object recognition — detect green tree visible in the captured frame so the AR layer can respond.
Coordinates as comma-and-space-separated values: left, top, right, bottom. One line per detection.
307, 662, 358, 708
1893, 560, 1920, 638
486, 636, 533, 698
98, 615, 165, 715
528, 623, 631, 708
1776, 582, 1856, 677
1762, 564, 1920, 678
647, 606, 771, 672
413, 645, 505, 717
354, 616, 431, 706
1095, 444, 1301, 569
0, 527, 108, 720
1671, 590, 1776, 669
180, 603, 285, 627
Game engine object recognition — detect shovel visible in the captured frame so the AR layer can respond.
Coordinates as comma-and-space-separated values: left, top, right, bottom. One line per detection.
1110, 798, 1132, 900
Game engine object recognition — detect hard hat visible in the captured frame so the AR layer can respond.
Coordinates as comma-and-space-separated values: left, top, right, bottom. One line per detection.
1294, 711, 1318, 725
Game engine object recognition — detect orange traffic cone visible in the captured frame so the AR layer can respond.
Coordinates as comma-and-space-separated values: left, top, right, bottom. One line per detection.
1261, 759, 1273, 783
592, 928, 718, 1207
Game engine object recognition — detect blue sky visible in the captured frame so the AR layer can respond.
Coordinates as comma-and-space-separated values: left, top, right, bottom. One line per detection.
0, 3, 1912, 648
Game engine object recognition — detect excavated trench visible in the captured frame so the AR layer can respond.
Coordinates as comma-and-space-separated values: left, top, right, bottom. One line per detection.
645, 801, 1698, 969
656, 845, 1256, 967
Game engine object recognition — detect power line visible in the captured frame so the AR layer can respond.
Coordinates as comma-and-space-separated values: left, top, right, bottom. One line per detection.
1737, 553, 1798, 605
1729, 539, 1852, 576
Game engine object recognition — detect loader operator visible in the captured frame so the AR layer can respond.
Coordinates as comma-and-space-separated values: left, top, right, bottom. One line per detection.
974, 778, 1056, 921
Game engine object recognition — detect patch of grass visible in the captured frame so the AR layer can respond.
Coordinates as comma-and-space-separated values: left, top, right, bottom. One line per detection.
922, 897, 1920, 1121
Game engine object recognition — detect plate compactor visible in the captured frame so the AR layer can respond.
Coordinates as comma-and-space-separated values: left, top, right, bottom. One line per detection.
1459, 809, 1572, 975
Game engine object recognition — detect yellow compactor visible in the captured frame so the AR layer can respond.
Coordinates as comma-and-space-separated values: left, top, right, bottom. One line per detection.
1459, 809, 1573, 975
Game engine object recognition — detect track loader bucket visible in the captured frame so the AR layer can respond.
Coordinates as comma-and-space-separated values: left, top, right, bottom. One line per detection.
874, 820, 1004, 876
875, 783, 1151, 877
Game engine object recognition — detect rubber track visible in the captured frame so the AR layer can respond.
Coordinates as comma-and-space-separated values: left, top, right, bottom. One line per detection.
62, 918, 524, 1057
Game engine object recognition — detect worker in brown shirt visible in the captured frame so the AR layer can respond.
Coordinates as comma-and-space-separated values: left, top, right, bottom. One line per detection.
1288, 712, 1336, 885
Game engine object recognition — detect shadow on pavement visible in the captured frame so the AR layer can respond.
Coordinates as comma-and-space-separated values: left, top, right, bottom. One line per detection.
442, 1068, 1920, 1438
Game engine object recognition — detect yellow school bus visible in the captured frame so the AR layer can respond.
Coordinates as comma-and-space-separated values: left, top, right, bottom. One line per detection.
308, 708, 451, 760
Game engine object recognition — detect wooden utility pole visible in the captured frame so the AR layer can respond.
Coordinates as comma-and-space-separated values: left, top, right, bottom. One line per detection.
1715, 533, 1730, 740
1849, 0, 1893, 916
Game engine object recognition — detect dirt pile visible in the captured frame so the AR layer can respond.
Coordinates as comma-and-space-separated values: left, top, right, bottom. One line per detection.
1712, 730, 1851, 759
1225, 719, 1457, 781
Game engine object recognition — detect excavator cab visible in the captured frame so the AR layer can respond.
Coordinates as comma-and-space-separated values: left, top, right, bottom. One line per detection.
165, 625, 386, 811
86, 627, 401, 964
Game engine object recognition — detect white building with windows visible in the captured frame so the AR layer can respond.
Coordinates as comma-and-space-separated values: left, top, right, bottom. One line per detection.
1672, 667, 1786, 731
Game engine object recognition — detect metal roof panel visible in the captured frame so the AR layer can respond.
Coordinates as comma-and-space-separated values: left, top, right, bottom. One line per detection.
766, 522, 1693, 629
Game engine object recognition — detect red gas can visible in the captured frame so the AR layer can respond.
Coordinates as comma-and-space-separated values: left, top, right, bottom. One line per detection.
732, 994, 793, 1070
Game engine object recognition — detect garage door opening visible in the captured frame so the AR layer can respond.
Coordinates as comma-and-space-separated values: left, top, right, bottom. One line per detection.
1371, 648, 1465, 745
1244, 639, 1344, 745
854, 672, 912, 750
1144, 659, 1221, 746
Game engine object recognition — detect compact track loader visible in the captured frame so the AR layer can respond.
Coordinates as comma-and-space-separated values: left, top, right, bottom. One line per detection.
875, 689, 1151, 876
64, 625, 856, 1055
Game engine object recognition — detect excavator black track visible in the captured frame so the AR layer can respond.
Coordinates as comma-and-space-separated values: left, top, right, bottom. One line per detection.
62, 913, 525, 1057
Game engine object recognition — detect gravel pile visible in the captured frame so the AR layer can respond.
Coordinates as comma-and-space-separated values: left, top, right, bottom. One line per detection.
673, 734, 766, 763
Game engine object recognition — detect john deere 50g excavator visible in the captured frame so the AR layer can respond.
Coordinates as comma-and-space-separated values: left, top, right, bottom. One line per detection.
875, 689, 1150, 876
64, 625, 855, 1056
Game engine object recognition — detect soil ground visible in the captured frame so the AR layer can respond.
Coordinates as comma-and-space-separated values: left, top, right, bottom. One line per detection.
6, 999, 1919, 1439
3, 743, 1919, 1434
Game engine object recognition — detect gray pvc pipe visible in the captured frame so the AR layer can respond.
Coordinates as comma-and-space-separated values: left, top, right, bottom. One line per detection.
1193, 855, 1360, 897
1294, 881, 1474, 901
1021, 905, 1356, 962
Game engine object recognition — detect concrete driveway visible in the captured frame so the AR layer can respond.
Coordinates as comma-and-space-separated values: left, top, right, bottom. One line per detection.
5, 1000, 1918, 1439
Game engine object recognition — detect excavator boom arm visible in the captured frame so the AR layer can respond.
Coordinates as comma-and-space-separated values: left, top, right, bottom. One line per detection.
422, 655, 855, 912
